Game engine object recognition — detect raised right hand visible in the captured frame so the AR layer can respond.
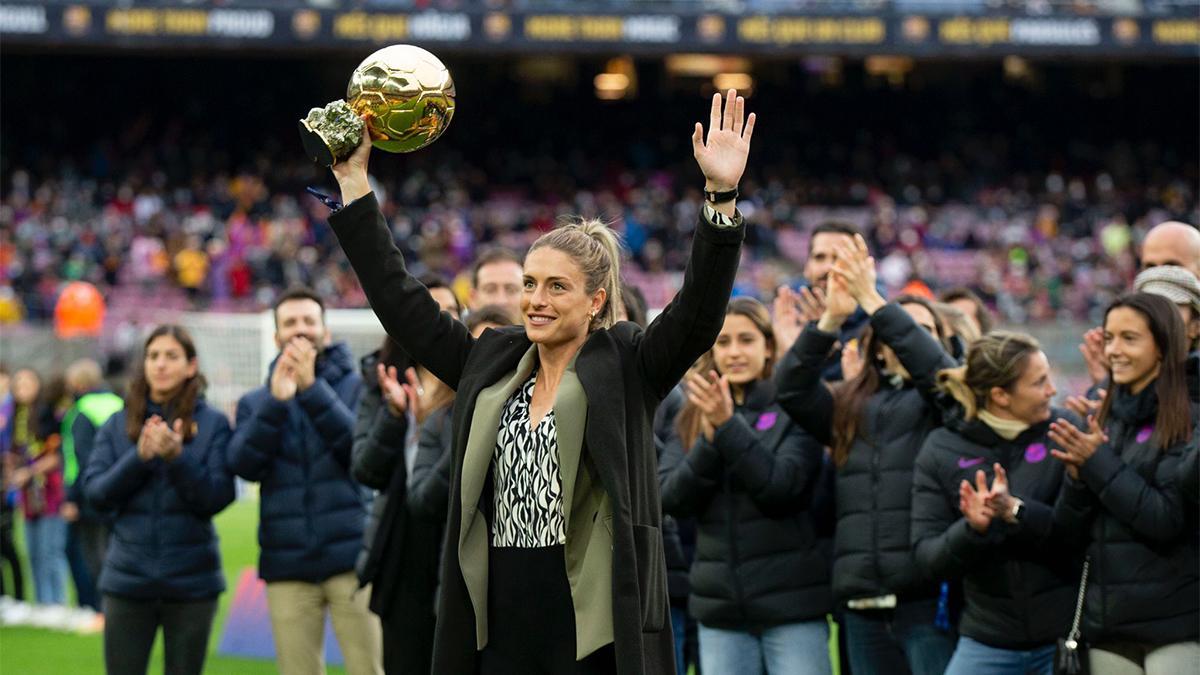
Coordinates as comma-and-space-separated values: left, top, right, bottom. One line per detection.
331, 124, 373, 205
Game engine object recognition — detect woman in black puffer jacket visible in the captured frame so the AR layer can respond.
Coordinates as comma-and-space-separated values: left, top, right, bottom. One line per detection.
659, 298, 830, 675
1050, 293, 1199, 675
83, 325, 234, 675
912, 331, 1082, 675
775, 235, 958, 675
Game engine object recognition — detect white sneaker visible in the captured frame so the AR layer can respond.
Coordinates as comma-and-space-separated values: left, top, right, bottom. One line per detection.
2, 601, 33, 626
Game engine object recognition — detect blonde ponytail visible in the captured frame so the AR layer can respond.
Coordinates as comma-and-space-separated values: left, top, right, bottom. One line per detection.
937, 365, 979, 419
530, 217, 625, 330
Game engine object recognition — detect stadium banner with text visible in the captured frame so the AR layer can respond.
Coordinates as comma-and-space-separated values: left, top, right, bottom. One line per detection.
1, 5, 1196, 56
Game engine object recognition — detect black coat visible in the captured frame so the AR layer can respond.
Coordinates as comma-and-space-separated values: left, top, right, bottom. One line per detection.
351, 351, 443, 626
83, 399, 235, 600
659, 379, 830, 628
1054, 386, 1199, 645
912, 410, 1082, 649
328, 192, 744, 675
777, 303, 954, 604
226, 343, 366, 583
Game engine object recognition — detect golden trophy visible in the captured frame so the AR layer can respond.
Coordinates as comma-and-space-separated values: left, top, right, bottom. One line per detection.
300, 44, 456, 166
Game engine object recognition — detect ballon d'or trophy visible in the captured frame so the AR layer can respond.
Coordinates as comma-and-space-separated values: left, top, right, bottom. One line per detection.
300, 44, 456, 166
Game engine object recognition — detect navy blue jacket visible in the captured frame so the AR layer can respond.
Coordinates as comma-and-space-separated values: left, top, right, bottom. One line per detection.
82, 398, 235, 601
227, 342, 366, 583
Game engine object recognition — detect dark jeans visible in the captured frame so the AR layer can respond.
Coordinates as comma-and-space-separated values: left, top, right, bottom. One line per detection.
66, 522, 99, 611
0, 516, 25, 601
104, 593, 218, 675
77, 518, 109, 592
481, 545, 616, 675
842, 599, 958, 675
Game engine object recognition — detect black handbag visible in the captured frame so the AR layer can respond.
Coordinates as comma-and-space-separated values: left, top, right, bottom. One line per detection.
1055, 559, 1090, 675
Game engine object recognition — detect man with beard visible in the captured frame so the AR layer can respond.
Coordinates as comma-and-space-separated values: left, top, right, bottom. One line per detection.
228, 287, 381, 675
774, 221, 869, 380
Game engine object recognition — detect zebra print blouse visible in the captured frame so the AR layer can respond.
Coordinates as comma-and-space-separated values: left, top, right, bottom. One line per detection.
490, 371, 568, 548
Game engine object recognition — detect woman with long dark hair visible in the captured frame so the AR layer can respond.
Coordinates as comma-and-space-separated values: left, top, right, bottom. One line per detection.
1050, 292, 1198, 675
775, 236, 958, 675
659, 297, 830, 674
82, 325, 234, 675
326, 90, 754, 674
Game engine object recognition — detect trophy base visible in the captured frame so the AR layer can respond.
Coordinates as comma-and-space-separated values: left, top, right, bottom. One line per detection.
299, 119, 336, 167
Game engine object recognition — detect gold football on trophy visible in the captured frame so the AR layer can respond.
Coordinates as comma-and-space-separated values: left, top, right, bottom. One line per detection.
348, 44, 456, 154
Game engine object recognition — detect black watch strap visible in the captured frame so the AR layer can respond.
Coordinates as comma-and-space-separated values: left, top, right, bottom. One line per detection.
704, 187, 739, 204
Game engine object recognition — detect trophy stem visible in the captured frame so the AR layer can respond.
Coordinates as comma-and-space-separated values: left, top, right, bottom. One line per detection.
299, 119, 337, 168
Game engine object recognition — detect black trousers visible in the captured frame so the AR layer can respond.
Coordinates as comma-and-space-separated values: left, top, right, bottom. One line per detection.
480, 545, 616, 675
382, 608, 435, 675
0, 516, 24, 601
103, 593, 218, 675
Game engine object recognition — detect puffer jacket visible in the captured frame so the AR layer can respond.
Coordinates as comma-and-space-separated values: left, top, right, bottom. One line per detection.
1054, 384, 1199, 645
660, 378, 830, 628
912, 408, 1082, 649
227, 342, 366, 582
83, 398, 234, 600
777, 303, 954, 604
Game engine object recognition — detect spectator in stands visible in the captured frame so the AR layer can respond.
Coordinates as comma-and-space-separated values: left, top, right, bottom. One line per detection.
1050, 293, 1198, 675
352, 274, 460, 675
226, 287, 380, 675
59, 358, 123, 618
82, 325, 234, 675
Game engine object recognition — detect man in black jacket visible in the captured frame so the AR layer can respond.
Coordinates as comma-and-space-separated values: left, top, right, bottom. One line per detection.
228, 287, 379, 675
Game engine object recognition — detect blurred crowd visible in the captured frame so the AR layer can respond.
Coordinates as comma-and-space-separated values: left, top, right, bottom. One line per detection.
33, 0, 1200, 15
1, 57, 1196, 328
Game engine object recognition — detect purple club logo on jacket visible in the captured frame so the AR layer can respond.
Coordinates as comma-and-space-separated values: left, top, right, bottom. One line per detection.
755, 412, 777, 431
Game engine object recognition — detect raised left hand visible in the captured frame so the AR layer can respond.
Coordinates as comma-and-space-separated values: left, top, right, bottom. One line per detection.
692, 89, 756, 192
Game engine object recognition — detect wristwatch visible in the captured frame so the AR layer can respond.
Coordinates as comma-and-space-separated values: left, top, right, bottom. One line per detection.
1010, 498, 1025, 523
704, 187, 739, 204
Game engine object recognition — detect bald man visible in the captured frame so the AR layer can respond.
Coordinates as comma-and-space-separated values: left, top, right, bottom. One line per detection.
1141, 221, 1200, 278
